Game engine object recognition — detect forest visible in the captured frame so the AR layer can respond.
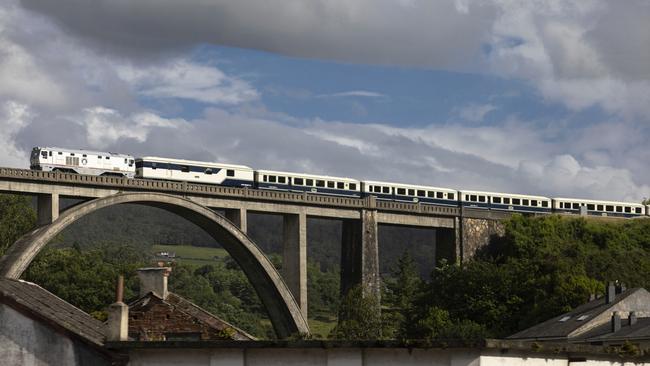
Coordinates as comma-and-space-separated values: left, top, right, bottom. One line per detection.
2, 193, 650, 340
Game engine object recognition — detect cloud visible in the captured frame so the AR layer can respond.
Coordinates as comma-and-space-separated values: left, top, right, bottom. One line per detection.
0, 101, 32, 167
316, 90, 386, 99
456, 103, 496, 123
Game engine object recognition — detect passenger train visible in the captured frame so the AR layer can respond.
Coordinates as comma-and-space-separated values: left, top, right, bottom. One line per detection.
29, 146, 649, 218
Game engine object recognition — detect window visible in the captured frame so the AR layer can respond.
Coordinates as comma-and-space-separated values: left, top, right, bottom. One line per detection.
417, 190, 425, 197
278, 176, 286, 184
606, 205, 614, 212
83, 154, 87, 157
306, 179, 314, 186
448, 193, 454, 200
616, 206, 623, 213
316, 180, 325, 187
576, 315, 589, 321
465, 195, 469, 200
98, 156, 102, 159
397, 188, 406, 195
70, 153, 75, 156
262, 175, 267, 182
625, 207, 631, 213
636, 207, 642, 214
522, 199, 529, 206
151, 162, 157, 170
124, 158, 127, 163
49, 151, 52, 156
129, 159, 134, 164
180, 165, 189, 173
587, 204, 595, 210
327, 181, 335, 188
493, 197, 502, 204
573, 203, 580, 210
470, 195, 477, 201
531, 200, 537, 207
294, 178, 304, 185
349, 183, 357, 190
41, 151, 48, 158
408, 189, 415, 196
542, 201, 548, 208
269, 176, 277, 183
205, 168, 213, 175
512, 198, 521, 205
437, 192, 444, 199
106, 157, 110, 160
503, 197, 510, 204
382, 187, 390, 194
597, 205, 603, 211
427, 191, 434, 198
478, 196, 486, 203
226, 170, 235, 177
58, 152, 63, 155
374, 186, 381, 193
337, 182, 345, 189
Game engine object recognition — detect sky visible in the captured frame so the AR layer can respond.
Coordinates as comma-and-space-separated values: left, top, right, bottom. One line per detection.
1, 0, 650, 202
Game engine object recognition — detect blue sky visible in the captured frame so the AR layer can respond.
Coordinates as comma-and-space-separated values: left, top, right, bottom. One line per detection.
1, 0, 650, 201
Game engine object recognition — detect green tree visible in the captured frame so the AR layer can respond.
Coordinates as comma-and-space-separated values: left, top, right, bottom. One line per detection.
383, 250, 423, 339
330, 285, 382, 340
0, 194, 36, 256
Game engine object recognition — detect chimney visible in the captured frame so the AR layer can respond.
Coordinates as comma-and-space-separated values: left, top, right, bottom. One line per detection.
616, 282, 627, 294
629, 311, 637, 326
611, 311, 621, 333
106, 275, 129, 341
137, 266, 172, 299
606, 282, 616, 304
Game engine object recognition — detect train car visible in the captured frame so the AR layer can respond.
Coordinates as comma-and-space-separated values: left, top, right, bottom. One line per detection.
30, 146, 135, 178
552, 198, 645, 218
254, 170, 361, 197
362, 180, 457, 206
459, 190, 552, 214
135, 156, 254, 187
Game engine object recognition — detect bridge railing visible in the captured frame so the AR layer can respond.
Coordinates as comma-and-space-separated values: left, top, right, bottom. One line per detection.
0, 168, 457, 216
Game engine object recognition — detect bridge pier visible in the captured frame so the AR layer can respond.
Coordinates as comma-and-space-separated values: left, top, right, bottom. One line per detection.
37, 193, 59, 226
225, 208, 248, 233
340, 209, 380, 303
282, 212, 307, 320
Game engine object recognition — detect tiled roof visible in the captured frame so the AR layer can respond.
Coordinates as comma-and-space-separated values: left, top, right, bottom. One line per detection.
0, 278, 105, 347
576, 317, 650, 343
509, 288, 650, 340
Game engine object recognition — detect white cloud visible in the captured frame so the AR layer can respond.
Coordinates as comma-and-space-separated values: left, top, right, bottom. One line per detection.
456, 103, 496, 123
0, 101, 32, 167
316, 90, 386, 99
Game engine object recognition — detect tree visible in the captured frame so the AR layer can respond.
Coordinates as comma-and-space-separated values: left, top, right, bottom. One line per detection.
0, 194, 36, 256
330, 285, 382, 340
383, 250, 423, 339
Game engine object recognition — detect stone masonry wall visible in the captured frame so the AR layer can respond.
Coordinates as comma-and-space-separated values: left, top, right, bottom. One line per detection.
461, 218, 505, 260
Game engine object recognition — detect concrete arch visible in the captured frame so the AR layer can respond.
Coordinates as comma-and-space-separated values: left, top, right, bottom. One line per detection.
0, 192, 309, 338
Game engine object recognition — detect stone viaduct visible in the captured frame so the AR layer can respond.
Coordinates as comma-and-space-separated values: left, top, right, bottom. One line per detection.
0, 168, 511, 336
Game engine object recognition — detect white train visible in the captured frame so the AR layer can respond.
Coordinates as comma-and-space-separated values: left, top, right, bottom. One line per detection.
29, 146, 649, 218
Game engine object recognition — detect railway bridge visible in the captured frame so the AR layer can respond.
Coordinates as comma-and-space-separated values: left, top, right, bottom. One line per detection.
0, 167, 510, 336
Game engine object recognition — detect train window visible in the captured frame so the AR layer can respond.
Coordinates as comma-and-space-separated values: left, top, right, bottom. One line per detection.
625, 207, 631, 213
349, 183, 357, 190
597, 205, 603, 211
58, 152, 63, 155
478, 196, 486, 202
397, 188, 406, 195
373, 186, 381, 193
427, 191, 434, 198
130, 159, 134, 164
278, 176, 286, 184
587, 204, 595, 210
531, 200, 537, 207
465, 195, 469, 200
227, 170, 235, 177
522, 199, 529, 206
337, 182, 345, 189
41, 151, 48, 158
316, 180, 325, 187
470, 195, 477, 201
512, 198, 521, 205
493, 197, 501, 204
417, 190, 425, 197
70, 153, 75, 156
503, 197, 510, 204
124, 158, 127, 164
636, 207, 642, 214
408, 189, 415, 196
181, 165, 189, 173
294, 178, 303, 185
151, 162, 156, 169
83, 154, 87, 157
49, 151, 52, 156
383, 187, 390, 194
436, 192, 443, 199
606, 205, 614, 212
306, 179, 314, 186
205, 168, 213, 175
542, 201, 548, 208
106, 157, 110, 160
448, 193, 454, 200
269, 176, 277, 183
573, 203, 580, 210
327, 181, 335, 188
98, 156, 102, 159
616, 206, 623, 213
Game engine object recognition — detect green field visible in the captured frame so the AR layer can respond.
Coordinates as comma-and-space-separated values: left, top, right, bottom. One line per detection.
151, 244, 228, 266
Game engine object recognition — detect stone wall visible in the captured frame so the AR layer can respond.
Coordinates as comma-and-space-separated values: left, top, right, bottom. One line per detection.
461, 218, 505, 260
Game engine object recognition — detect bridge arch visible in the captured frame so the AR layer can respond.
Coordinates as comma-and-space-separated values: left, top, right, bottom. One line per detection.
0, 192, 309, 338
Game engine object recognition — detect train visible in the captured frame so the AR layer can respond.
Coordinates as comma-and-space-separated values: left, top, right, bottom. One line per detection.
29, 146, 648, 218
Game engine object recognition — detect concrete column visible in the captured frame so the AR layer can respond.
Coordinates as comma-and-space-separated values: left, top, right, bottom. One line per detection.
435, 227, 457, 266
225, 208, 248, 233
37, 193, 59, 226
340, 209, 380, 301
282, 212, 307, 319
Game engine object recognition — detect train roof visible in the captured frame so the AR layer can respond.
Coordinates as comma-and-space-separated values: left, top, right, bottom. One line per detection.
553, 197, 644, 207
362, 180, 456, 192
256, 169, 359, 182
459, 189, 551, 200
138, 156, 253, 170
33, 146, 133, 158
